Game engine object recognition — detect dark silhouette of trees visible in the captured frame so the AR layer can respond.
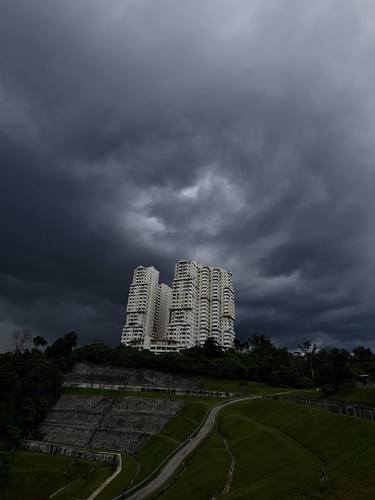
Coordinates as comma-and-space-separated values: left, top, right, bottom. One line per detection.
10, 329, 32, 353
0, 345, 63, 486
248, 334, 274, 347
45, 332, 78, 371
314, 348, 354, 393
203, 337, 223, 357
298, 340, 318, 384
32, 336, 47, 350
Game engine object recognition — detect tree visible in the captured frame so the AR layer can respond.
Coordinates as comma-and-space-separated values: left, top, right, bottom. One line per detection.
203, 337, 223, 357
352, 346, 373, 365
45, 332, 78, 371
46, 332, 77, 360
315, 347, 353, 393
248, 334, 273, 347
233, 338, 242, 350
298, 340, 318, 384
33, 336, 47, 350
10, 329, 32, 353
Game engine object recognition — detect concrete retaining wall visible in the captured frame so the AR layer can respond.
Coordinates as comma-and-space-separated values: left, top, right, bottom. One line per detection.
23, 440, 118, 465
63, 381, 240, 399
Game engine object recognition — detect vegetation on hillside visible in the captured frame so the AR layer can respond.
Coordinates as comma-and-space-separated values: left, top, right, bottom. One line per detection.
160, 398, 375, 499
0, 332, 77, 485
159, 431, 231, 500
1, 451, 112, 500
1, 330, 375, 491
71, 335, 375, 393
136, 400, 213, 484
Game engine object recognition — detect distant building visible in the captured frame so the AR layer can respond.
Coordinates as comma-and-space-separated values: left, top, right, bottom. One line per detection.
121, 266, 171, 350
121, 260, 236, 353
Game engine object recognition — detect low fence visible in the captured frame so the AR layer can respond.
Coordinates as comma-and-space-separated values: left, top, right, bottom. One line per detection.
264, 395, 375, 421
63, 381, 241, 399
23, 440, 119, 466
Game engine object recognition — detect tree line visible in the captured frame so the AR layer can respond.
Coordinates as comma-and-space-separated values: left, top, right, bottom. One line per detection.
72, 335, 375, 393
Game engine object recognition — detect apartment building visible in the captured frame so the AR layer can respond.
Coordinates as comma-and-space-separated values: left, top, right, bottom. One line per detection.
168, 261, 236, 349
121, 260, 236, 352
121, 266, 172, 350
153, 283, 172, 340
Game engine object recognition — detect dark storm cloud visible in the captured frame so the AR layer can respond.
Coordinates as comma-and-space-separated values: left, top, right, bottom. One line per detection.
1, 0, 375, 350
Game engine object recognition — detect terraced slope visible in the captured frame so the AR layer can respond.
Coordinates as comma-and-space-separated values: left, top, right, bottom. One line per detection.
32, 394, 183, 453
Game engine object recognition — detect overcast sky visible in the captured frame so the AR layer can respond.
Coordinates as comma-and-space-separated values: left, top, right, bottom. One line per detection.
1, 0, 375, 351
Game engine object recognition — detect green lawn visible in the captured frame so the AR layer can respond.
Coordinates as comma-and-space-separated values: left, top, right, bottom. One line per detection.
1, 399, 215, 500
159, 431, 231, 500
1, 450, 112, 500
159, 398, 375, 500
324, 465, 375, 500
95, 452, 138, 500
5, 384, 300, 499
135, 399, 213, 483
328, 387, 375, 404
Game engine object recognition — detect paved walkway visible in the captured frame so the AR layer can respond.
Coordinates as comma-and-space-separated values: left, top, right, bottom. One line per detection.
87, 453, 122, 500
126, 395, 259, 500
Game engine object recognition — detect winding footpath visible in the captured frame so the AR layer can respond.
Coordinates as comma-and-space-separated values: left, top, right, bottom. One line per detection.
87, 453, 122, 500
220, 437, 235, 496
125, 395, 259, 500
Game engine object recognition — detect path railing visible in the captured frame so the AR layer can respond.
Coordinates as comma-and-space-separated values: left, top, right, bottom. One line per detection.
23, 440, 119, 465
264, 395, 375, 421
63, 381, 241, 399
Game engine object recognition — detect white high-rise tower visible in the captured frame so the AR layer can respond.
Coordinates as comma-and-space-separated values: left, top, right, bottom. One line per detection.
121, 260, 235, 352
121, 266, 171, 350
168, 260, 235, 349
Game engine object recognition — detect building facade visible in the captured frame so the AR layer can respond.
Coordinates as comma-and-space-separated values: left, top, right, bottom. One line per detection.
121, 260, 236, 352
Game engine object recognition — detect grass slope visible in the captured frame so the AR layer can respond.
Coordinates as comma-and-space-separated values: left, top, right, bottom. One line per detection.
2, 450, 112, 500
324, 465, 375, 500
160, 398, 375, 500
328, 387, 375, 404
159, 431, 231, 500
221, 399, 375, 499
96, 452, 138, 500
219, 411, 322, 499
6, 388, 217, 499
135, 400, 213, 483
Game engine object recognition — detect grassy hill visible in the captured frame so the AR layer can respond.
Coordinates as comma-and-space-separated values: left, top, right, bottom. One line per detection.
135, 399, 214, 484
1, 392, 218, 500
6, 382, 375, 500
159, 430, 231, 500
328, 387, 375, 404
1, 451, 112, 500
160, 398, 375, 500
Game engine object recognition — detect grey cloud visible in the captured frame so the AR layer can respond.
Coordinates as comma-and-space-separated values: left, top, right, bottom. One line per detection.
1, 0, 375, 349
